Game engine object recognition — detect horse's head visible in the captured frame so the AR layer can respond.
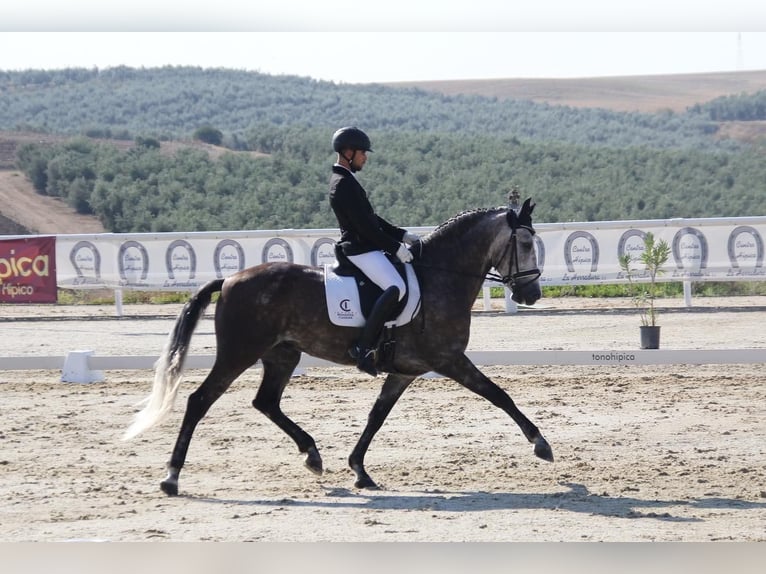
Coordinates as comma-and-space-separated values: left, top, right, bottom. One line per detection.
496, 198, 542, 305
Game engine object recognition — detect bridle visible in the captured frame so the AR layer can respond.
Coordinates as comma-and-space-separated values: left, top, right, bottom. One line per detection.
411, 208, 541, 290
409, 206, 540, 334
485, 215, 541, 290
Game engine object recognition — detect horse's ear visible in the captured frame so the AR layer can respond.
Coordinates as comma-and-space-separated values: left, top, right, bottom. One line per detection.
516, 198, 535, 229
506, 206, 518, 226
522, 197, 535, 215
508, 197, 535, 228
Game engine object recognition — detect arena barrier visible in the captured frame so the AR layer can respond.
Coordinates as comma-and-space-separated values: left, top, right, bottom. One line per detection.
2, 214, 765, 312
1, 348, 763, 383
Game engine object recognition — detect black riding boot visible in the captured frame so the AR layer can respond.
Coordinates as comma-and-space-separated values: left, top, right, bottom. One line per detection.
352, 286, 401, 377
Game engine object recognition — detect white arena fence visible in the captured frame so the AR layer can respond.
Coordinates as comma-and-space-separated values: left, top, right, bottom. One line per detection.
3, 214, 766, 312
51, 215, 766, 289
2, 215, 765, 379
2, 349, 765, 384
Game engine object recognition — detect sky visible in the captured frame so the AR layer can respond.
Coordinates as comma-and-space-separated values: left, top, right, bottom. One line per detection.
2, 2, 766, 84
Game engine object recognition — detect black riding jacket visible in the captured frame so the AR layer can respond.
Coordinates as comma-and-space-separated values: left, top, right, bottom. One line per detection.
329, 164, 406, 257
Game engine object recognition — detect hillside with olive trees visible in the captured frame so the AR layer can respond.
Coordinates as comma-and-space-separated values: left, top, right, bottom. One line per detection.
1, 67, 766, 234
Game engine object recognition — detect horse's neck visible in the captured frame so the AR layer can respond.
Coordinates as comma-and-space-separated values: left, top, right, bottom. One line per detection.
420, 211, 504, 286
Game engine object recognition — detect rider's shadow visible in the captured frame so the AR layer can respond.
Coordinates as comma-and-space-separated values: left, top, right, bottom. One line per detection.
193, 482, 766, 522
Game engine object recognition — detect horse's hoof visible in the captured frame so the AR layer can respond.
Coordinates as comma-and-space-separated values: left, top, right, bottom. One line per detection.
534, 437, 554, 462
160, 479, 179, 496
354, 474, 380, 490
304, 447, 323, 475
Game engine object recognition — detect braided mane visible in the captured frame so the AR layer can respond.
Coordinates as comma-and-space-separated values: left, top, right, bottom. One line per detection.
426, 206, 507, 243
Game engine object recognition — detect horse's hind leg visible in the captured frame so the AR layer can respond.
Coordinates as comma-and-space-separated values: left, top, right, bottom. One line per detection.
437, 354, 554, 463
349, 373, 416, 489
161, 361, 249, 496
252, 344, 323, 475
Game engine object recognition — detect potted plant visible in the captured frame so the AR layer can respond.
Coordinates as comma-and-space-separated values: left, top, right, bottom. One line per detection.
618, 232, 671, 349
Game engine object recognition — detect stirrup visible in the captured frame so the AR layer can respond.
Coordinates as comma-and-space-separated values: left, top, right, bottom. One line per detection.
355, 347, 378, 377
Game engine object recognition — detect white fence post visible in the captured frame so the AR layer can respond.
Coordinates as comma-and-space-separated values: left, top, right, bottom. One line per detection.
683, 281, 693, 307
114, 288, 124, 317
504, 287, 518, 313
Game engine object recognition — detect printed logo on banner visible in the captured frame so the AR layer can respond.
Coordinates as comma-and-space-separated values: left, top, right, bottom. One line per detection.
727, 225, 764, 277
672, 227, 709, 277
0, 236, 57, 303
311, 238, 338, 267
262, 238, 294, 264
617, 229, 649, 279
69, 240, 102, 285
118, 240, 149, 285
164, 240, 197, 288
214, 239, 245, 279
563, 231, 602, 281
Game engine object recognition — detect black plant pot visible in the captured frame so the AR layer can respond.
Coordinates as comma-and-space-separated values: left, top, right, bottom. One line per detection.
640, 325, 661, 349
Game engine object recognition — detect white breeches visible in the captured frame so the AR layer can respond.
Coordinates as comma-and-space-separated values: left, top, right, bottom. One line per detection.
347, 250, 406, 301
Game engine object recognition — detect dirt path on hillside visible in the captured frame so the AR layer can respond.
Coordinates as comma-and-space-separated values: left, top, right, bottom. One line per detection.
387, 70, 766, 113
1, 299, 765, 542
0, 170, 105, 234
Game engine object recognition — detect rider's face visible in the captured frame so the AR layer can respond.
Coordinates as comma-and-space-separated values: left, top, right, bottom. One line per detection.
351, 149, 368, 171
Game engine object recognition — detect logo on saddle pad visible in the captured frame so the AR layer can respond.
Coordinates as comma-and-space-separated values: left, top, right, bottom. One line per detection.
324, 264, 421, 327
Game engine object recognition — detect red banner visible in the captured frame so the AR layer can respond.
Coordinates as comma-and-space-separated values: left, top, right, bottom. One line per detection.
0, 236, 57, 303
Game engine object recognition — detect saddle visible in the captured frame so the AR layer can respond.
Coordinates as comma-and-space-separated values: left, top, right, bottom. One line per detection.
323, 244, 421, 328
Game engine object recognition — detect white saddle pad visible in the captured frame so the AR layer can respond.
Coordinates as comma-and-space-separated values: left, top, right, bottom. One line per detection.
324, 264, 421, 327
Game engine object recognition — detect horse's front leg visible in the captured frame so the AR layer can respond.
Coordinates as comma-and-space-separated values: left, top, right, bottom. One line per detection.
437, 354, 554, 462
349, 373, 416, 489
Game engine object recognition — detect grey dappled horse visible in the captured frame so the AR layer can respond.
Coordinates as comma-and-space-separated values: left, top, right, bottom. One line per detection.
124, 199, 552, 495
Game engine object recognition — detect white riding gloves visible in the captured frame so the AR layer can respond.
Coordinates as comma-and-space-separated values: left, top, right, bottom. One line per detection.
395, 243, 414, 264
403, 231, 421, 245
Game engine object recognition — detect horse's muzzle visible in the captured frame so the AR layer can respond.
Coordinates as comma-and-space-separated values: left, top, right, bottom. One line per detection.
509, 267, 541, 306
511, 282, 541, 305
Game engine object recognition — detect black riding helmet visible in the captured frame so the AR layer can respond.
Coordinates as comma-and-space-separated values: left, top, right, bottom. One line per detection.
332, 127, 372, 153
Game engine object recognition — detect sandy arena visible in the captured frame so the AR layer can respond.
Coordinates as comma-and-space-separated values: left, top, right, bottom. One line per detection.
1, 296, 765, 542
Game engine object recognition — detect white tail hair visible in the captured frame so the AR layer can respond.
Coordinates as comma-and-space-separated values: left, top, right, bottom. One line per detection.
122, 278, 221, 441
123, 332, 187, 440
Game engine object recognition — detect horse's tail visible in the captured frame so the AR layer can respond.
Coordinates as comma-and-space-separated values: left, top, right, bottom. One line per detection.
123, 279, 224, 440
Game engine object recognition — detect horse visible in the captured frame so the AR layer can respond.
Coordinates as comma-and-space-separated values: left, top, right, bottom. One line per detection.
124, 198, 553, 496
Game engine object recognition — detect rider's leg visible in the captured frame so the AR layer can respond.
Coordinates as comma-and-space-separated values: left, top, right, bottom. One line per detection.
346, 251, 406, 376
347, 250, 406, 301
352, 285, 400, 376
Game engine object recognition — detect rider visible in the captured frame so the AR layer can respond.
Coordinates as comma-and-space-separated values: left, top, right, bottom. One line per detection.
329, 126, 420, 376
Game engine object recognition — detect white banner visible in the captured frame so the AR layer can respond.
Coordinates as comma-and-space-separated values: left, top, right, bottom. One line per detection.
18, 215, 765, 291
54, 229, 344, 291
534, 217, 766, 286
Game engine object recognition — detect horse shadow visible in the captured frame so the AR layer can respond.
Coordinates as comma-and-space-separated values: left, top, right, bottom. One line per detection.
189, 482, 766, 523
